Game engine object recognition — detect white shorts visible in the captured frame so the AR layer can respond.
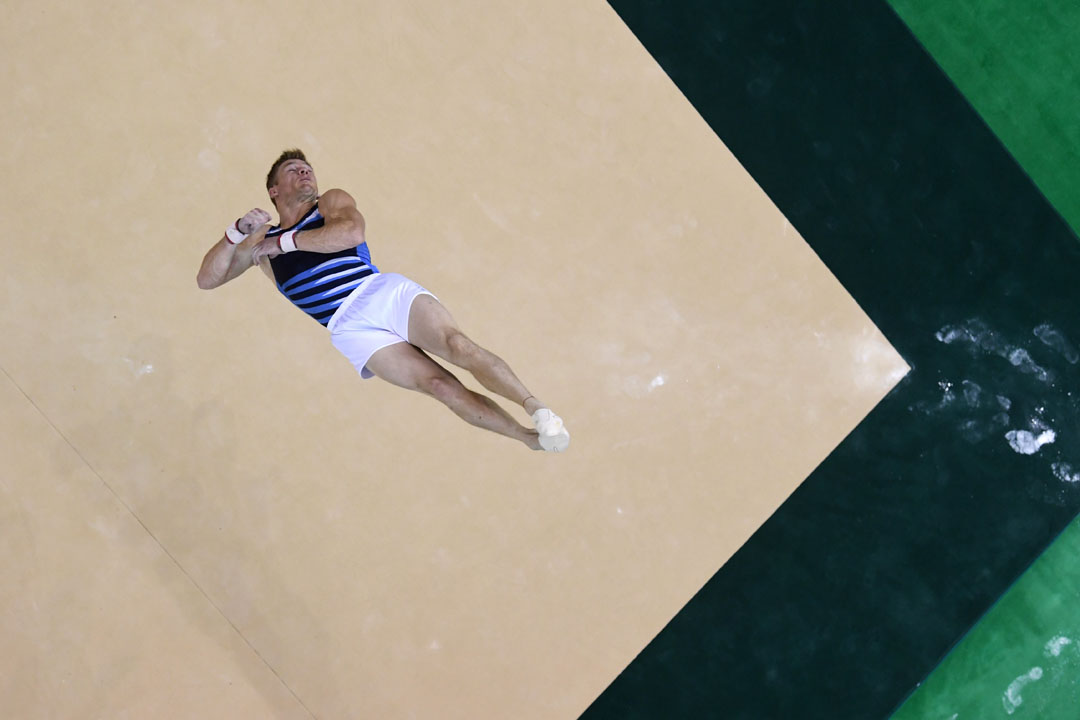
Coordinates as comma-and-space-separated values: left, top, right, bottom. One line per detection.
328, 273, 436, 379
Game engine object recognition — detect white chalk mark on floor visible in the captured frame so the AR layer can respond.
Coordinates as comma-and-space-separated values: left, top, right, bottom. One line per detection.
1052, 463, 1080, 484
1045, 636, 1072, 657
1034, 323, 1079, 364
1005, 428, 1055, 455
1003, 666, 1043, 715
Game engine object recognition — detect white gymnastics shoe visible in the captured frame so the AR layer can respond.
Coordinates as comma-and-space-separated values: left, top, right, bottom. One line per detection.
532, 408, 570, 453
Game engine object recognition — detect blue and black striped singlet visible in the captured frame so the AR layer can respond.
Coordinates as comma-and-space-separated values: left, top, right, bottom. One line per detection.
266, 203, 378, 327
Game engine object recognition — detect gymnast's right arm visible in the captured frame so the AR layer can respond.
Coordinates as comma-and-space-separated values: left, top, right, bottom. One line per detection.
197, 210, 271, 289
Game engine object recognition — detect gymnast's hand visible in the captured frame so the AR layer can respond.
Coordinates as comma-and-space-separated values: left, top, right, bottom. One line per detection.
238, 208, 273, 234
249, 226, 281, 266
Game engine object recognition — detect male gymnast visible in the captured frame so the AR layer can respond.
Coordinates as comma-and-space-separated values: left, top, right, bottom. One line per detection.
197, 149, 570, 452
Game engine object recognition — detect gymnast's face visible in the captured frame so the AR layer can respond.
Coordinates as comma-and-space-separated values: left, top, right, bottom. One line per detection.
269, 159, 318, 206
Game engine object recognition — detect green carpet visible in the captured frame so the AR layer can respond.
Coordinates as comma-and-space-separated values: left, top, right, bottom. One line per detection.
887, 0, 1080, 239
892, 516, 1080, 719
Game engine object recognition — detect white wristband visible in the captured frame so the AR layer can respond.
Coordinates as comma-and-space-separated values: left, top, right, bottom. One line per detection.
225, 222, 247, 245
279, 230, 299, 253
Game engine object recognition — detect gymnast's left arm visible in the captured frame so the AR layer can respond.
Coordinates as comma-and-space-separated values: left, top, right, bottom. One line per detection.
310, 189, 366, 249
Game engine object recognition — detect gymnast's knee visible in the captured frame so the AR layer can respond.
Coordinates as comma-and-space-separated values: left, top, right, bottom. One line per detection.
419, 373, 462, 405
445, 330, 480, 366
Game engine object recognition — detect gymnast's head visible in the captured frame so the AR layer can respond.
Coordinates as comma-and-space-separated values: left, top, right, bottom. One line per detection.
266, 149, 318, 209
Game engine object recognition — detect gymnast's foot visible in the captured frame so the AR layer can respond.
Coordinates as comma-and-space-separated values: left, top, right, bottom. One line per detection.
532, 408, 570, 453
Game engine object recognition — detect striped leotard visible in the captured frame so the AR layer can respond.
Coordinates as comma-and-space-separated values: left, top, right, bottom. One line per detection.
266, 203, 379, 327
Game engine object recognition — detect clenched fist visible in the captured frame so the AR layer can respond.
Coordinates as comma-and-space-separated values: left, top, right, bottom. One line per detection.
238, 208, 273, 234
